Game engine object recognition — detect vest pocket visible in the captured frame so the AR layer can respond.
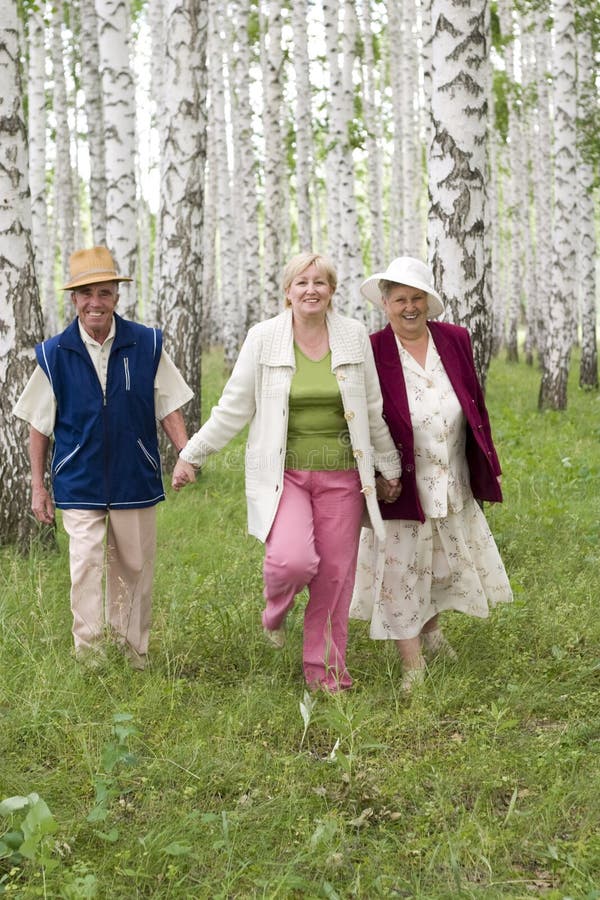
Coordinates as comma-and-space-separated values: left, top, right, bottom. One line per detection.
53, 444, 81, 476
137, 438, 159, 471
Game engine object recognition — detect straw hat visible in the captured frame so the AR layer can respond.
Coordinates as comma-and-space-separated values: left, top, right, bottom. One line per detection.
62, 246, 133, 291
361, 256, 444, 318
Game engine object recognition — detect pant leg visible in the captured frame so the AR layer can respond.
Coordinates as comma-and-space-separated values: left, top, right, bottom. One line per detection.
302, 469, 364, 691
262, 470, 320, 630
105, 507, 157, 656
61, 508, 108, 653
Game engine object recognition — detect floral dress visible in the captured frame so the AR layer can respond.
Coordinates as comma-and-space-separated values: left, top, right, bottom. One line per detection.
350, 331, 512, 640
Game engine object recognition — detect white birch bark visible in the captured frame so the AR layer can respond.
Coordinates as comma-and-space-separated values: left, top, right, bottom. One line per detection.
498, 0, 522, 363
0, 0, 46, 547
339, 0, 364, 318
488, 55, 504, 356
96, 0, 138, 318
27, 5, 53, 332
148, 0, 166, 320
154, 0, 207, 432
531, 15, 553, 365
79, 0, 107, 245
576, 23, 598, 390
401, 2, 422, 256
428, 0, 492, 385
201, 131, 219, 347
52, 0, 76, 288
261, 0, 287, 318
538, 0, 577, 410
359, 0, 385, 273
230, 0, 261, 329
322, 0, 342, 264
520, 23, 538, 366
211, 3, 242, 368
291, 0, 313, 252
387, 0, 404, 253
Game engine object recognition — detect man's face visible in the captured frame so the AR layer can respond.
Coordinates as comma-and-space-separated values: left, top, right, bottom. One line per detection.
72, 281, 118, 343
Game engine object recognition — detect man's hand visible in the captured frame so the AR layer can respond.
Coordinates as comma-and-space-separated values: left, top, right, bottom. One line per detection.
172, 459, 197, 491
376, 475, 402, 504
32, 484, 55, 524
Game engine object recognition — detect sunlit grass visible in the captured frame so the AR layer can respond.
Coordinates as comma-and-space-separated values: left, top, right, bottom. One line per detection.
0, 349, 599, 898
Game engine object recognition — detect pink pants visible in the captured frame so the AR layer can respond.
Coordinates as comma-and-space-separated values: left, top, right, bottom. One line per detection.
262, 469, 364, 691
61, 507, 156, 657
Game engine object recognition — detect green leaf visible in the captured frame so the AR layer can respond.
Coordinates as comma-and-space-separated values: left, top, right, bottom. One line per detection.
162, 841, 193, 857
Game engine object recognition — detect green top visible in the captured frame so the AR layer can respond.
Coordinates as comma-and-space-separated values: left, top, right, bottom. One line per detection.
285, 346, 356, 471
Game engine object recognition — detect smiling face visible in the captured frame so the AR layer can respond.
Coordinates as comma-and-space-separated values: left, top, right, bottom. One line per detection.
383, 283, 429, 341
285, 263, 334, 322
71, 281, 119, 343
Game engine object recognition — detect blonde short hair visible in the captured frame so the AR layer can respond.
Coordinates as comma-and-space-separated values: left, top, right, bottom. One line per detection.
282, 253, 337, 307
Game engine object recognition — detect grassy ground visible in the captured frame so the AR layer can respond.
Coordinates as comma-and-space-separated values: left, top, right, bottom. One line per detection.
1, 349, 599, 899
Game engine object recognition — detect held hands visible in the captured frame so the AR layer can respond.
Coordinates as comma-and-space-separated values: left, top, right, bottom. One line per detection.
32, 485, 55, 524
376, 475, 402, 504
172, 459, 197, 492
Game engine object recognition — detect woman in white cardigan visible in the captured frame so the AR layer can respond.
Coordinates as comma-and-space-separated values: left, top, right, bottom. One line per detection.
173, 252, 401, 692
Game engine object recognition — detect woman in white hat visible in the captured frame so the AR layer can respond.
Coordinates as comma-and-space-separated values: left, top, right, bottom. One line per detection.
350, 257, 512, 691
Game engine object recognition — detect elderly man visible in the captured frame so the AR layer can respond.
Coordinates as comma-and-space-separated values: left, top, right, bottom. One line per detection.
14, 246, 193, 669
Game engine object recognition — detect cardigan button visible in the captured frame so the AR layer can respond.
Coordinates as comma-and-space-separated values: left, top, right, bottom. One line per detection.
344, 411, 355, 421
354, 449, 364, 459
405, 464, 414, 472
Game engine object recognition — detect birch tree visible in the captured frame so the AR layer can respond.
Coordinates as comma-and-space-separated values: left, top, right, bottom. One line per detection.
498, 0, 524, 363
96, 0, 138, 318
576, 16, 598, 390
291, 0, 313, 252
211, 3, 242, 368
359, 0, 385, 272
154, 0, 208, 433
539, 0, 577, 410
51, 0, 76, 287
79, 0, 107, 245
230, 0, 261, 330
428, 0, 492, 385
261, 0, 287, 318
0, 0, 46, 547
27, 3, 53, 332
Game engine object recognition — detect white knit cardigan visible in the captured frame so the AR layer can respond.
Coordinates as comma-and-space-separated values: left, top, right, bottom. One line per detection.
181, 308, 401, 541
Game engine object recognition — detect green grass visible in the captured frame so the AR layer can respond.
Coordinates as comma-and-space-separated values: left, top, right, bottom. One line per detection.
1, 349, 599, 899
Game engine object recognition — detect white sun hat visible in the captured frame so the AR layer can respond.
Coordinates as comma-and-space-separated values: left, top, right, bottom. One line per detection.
361, 256, 444, 318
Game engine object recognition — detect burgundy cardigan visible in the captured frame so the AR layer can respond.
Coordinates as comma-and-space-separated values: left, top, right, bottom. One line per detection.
371, 321, 503, 523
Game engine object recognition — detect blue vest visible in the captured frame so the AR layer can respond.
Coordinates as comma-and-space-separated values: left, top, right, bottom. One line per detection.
36, 314, 165, 510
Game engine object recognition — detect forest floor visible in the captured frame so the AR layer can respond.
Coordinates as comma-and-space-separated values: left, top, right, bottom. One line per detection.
1, 348, 599, 899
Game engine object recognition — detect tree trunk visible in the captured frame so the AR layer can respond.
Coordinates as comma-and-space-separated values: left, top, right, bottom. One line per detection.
576, 21, 598, 391
96, 0, 138, 318
230, 0, 261, 331
154, 0, 208, 437
27, 5, 53, 333
0, 0, 47, 549
79, 0, 107, 245
261, 0, 287, 318
428, 0, 492, 387
52, 0, 76, 292
291, 0, 313, 253
538, 0, 576, 410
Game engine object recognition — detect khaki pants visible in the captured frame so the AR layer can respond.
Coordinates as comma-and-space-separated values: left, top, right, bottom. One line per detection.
61, 507, 157, 657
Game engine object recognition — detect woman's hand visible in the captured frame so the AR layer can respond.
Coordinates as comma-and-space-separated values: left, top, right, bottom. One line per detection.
172, 459, 197, 491
376, 475, 402, 504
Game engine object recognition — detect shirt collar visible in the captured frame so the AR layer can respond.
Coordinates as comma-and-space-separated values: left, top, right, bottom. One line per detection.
77, 317, 116, 348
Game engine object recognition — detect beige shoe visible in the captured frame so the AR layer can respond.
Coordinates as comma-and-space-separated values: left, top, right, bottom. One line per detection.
422, 629, 457, 661
401, 666, 425, 693
263, 626, 286, 649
